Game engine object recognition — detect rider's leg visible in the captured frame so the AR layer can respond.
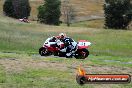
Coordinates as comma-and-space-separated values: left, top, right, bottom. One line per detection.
66, 45, 73, 58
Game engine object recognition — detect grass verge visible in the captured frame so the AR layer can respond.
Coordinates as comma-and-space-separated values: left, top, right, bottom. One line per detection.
0, 53, 131, 88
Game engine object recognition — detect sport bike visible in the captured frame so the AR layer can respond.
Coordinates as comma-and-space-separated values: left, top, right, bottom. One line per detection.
39, 38, 91, 59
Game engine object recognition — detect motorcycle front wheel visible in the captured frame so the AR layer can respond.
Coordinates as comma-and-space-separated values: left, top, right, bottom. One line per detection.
39, 47, 50, 56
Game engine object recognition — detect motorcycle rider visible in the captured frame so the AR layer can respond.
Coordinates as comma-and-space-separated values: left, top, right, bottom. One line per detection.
22, 17, 29, 23
58, 33, 77, 58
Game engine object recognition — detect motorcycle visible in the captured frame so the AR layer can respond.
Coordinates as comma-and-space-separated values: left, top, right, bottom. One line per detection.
19, 18, 29, 23
39, 38, 91, 59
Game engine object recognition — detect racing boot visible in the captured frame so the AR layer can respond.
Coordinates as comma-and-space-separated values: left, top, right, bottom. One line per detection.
66, 52, 73, 58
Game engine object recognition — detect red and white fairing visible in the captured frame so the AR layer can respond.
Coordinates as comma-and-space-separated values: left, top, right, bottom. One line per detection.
77, 40, 91, 49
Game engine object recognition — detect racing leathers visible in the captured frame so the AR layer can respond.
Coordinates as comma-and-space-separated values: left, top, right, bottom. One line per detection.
60, 37, 77, 58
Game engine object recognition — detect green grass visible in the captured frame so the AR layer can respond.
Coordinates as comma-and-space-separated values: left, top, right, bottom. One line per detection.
0, 0, 132, 87
6, 69, 70, 88
0, 66, 6, 83
0, 15, 132, 57
0, 68, 94, 88
70, 19, 104, 28
3, 69, 132, 88
0, 53, 131, 88
0, 15, 132, 88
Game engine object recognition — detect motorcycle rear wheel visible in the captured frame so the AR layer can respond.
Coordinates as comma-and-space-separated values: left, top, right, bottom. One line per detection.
74, 49, 89, 59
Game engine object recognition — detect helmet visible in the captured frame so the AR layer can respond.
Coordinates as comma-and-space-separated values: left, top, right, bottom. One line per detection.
59, 33, 66, 39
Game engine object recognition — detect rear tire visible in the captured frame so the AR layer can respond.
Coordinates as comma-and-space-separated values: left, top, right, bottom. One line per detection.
74, 49, 89, 59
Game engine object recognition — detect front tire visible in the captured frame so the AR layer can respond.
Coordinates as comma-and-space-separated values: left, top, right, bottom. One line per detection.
74, 49, 89, 59
39, 47, 49, 56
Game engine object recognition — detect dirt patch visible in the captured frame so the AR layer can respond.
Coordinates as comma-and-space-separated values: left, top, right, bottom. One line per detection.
0, 57, 132, 76
68, 63, 132, 75
0, 58, 67, 73
85, 65, 132, 74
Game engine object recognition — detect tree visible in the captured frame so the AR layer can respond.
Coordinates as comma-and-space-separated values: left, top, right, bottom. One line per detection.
3, 0, 16, 18
104, 0, 132, 29
3, 0, 31, 19
12, 0, 31, 19
62, 0, 76, 26
37, 0, 61, 25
